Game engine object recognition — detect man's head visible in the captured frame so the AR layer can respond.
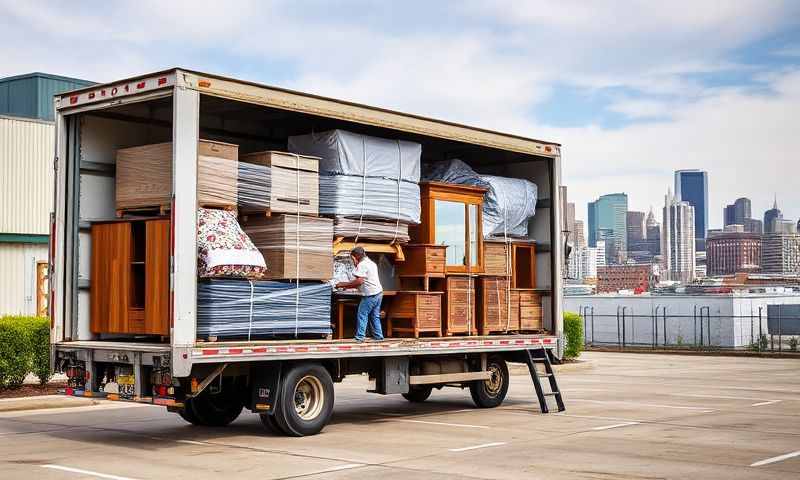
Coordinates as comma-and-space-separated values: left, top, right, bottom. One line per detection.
350, 246, 366, 264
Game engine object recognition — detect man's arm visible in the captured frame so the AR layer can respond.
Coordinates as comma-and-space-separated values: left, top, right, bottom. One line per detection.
335, 276, 364, 289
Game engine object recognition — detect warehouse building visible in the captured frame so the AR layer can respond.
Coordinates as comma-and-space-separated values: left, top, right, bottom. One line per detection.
0, 73, 93, 315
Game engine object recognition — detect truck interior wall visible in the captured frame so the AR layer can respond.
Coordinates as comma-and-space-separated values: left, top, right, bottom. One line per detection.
196, 94, 559, 335
74, 105, 172, 340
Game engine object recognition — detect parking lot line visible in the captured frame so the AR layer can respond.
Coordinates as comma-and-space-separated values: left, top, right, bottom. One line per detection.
41, 464, 141, 480
750, 450, 800, 467
751, 400, 782, 407
449, 442, 507, 452
569, 398, 716, 412
392, 419, 489, 429
591, 421, 640, 431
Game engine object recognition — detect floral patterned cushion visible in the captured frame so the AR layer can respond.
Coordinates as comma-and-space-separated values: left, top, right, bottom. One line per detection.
198, 208, 267, 278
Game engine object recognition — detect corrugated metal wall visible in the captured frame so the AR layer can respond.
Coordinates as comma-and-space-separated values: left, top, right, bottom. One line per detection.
0, 243, 48, 315
0, 116, 54, 235
0, 74, 93, 121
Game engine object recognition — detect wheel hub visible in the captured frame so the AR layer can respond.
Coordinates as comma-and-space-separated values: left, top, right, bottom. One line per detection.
294, 375, 324, 421
485, 365, 503, 396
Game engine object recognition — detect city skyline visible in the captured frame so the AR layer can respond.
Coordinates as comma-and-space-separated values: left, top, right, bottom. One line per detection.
575, 188, 797, 239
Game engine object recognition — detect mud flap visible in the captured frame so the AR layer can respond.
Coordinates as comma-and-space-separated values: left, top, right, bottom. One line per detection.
249, 362, 282, 415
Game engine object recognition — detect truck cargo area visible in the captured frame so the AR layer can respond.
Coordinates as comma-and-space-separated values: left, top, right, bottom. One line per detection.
51, 69, 564, 435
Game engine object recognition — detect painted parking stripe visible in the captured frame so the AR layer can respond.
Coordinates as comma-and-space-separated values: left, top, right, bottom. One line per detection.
393, 419, 489, 429
591, 421, 640, 431
41, 465, 141, 480
305, 463, 366, 474
449, 442, 507, 452
751, 400, 782, 407
570, 398, 715, 412
750, 450, 800, 467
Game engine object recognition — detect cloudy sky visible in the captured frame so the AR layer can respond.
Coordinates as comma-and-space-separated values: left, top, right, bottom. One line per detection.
2, 1, 798, 228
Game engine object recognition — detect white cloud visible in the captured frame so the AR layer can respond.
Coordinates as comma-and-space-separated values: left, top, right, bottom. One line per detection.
0, 0, 797, 228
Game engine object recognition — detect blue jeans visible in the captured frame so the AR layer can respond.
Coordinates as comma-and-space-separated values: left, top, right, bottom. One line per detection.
355, 293, 384, 340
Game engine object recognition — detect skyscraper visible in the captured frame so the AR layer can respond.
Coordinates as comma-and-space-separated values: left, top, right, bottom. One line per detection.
573, 219, 586, 249
588, 193, 628, 264
674, 170, 708, 251
646, 207, 661, 256
764, 197, 783, 234
724, 197, 752, 227
627, 211, 646, 243
662, 189, 696, 283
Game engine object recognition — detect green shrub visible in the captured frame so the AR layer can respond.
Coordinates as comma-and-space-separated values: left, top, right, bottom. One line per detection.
0, 316, 50, 388
563, 311, 584, 359
27, 317, 52, 384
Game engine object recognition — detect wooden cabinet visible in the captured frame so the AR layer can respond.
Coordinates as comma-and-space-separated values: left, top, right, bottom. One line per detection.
483, 240, 536, 288
91, 219, 170, 336
412, 182, 487, 274
397, 244, 446, 290
510, 289, 543, 332
433, 275, 478, 336
387, 291, 443, 338
477, 276, 511, 335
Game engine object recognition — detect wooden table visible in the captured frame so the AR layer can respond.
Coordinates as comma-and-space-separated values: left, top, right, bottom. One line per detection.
333, 291, 397, 340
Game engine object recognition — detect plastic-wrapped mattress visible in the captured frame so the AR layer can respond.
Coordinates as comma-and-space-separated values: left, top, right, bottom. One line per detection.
197, 279, 332, 340
288, 129, 421, 182
424, 159, 538, 238
319, 175, 421, 223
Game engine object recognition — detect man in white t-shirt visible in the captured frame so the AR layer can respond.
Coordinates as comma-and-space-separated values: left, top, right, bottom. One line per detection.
335, 247, 384, 342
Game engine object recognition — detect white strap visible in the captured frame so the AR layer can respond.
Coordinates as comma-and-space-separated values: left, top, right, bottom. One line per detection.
294, 153, 301, 338
354, 135, 367, 243
247, 279, 255, 341
391, 140, 402, 244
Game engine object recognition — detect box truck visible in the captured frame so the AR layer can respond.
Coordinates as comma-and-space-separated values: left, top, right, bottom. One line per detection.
50, 69, 565, 436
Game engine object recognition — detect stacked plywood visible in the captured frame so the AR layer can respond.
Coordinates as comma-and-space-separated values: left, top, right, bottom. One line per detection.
242, 215, 333, 280
116, 140, 238, 212
238, 151, 319, 215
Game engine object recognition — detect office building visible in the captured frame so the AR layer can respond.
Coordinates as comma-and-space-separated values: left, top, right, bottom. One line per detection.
723, 197, 761, 233
645, 208, 661, 256
762, 222, 800, 275
774, 219, 797, 234
588, 193, 628, 264
627, 211, 646, 243
597, 264, 653, 293
764, 197, 783, 234
744, 218, 763, 234
675, 170, 708, 251
0, 72, 94, 315
706, 230, 761, 276
662, 189, 696, 283
573, 219, 586, 249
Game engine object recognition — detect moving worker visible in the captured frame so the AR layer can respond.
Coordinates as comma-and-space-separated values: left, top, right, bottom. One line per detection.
335, 247, 384, 342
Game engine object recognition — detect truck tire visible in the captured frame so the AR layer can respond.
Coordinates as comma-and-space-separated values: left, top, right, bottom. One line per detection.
402, 386, 433, 402
469, 355, 509, 408
189, 387, 244, 427
178, 398, 203, 425
273, 363, 334, 437
259, 412, 284, 434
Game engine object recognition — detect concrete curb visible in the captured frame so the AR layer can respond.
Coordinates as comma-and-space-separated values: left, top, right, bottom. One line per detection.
0, 395, 99, 413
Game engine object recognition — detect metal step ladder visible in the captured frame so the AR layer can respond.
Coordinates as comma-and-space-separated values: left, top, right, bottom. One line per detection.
525, 349, 565, 413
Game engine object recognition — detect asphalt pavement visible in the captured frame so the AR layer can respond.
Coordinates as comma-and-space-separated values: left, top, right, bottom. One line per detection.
1, 352, 799, 479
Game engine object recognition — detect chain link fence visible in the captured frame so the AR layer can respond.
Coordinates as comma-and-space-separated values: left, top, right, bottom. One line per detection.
576, 304, 800, 352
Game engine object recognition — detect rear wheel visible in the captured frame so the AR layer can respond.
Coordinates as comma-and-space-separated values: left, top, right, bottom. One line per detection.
469, 355, 509, 408
402, 386, 433, 402
187, 384, 244, 427
259, 412, 284, 434
177, 398, 203, 425
273, 363, 334, 437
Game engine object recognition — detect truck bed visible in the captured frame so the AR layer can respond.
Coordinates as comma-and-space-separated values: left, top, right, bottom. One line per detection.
56, 334, 558, 364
